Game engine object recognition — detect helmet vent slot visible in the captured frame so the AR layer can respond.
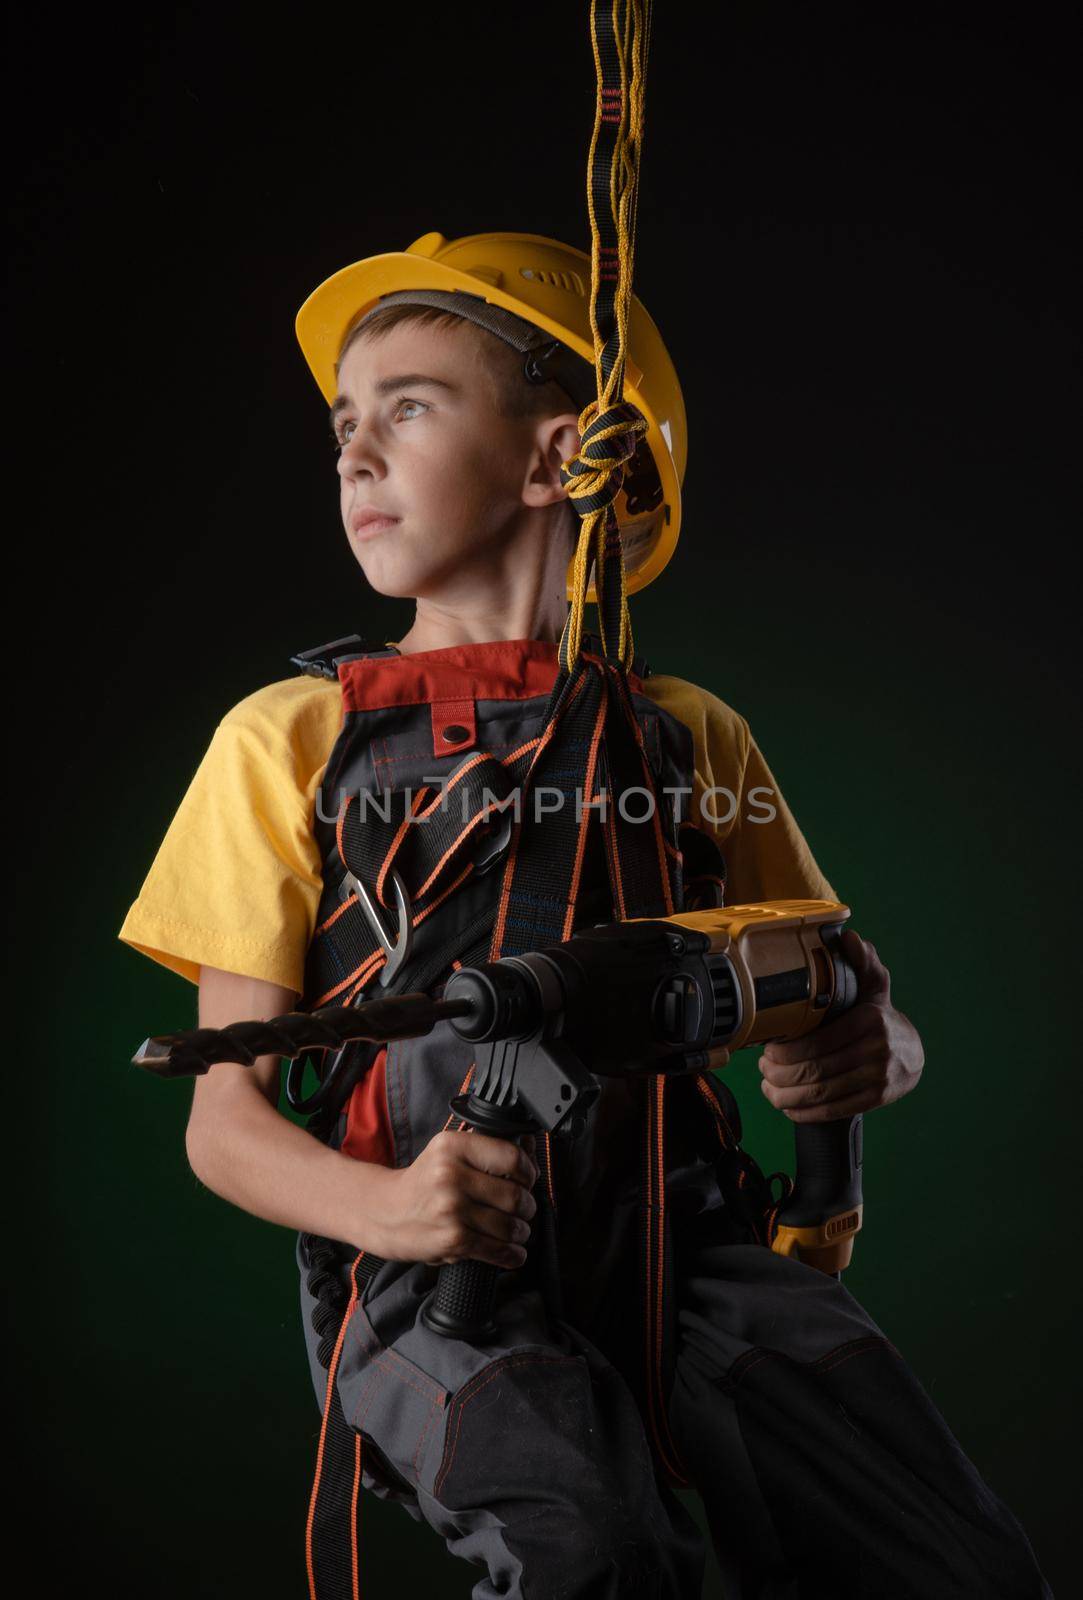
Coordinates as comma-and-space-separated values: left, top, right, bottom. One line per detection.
519, 266, 587, 296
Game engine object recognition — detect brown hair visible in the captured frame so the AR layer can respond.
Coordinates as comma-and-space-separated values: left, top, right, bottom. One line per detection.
337, 304, 580, 550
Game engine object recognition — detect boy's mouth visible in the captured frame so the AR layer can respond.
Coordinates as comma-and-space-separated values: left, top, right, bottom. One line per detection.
351, 506, 401, 539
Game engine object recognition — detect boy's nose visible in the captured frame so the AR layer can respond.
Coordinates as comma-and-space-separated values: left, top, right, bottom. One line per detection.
337, 426, 384, 477
338, 442, 371, 477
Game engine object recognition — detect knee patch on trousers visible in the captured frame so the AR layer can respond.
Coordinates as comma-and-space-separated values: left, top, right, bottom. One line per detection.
434, 1352, 691, 1595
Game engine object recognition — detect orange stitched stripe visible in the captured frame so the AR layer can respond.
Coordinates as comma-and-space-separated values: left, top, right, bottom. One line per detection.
604, 804, 628, 920
417, 860, 474, 922
422, 754, 487, 806
653, 1077, 667, 1412
490, 824, 521, 956
414, 832, 471, 901
645, 1085, 659, 1439
643, 1083, 665, 1469
695, 1075, 737, 1149
418, 747, 494, 809
561, 675, 610, 939
312, 949, 384, 1011
442, 1062, 476, 1131
541, 1130, 556, 1210
376, 786, 431, 904
502, 735, 542, 766
636, 1081, 681, 1478
608, 668, 676, 915
315, 892, 357, 938
350, 1433, 362, 1598
335, 794, 353, 872
305, 1251, 364, 1599
645, 1078, 690, 1486
342, 958, 386, 1008
518, 667, 588, 787
414, 807, 503, 901
492, 667, 589, 955
650, 801, 675, 915
638, 743, 676, 916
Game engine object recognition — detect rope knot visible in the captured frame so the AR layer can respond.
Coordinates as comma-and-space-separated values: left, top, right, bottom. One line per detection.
559, 400, 648, 519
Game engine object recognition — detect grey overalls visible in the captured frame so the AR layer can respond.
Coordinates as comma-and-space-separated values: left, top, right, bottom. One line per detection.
290, 634, 1050, 1600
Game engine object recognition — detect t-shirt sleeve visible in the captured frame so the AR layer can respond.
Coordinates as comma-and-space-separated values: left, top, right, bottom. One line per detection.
719, 728, 838, 905
117, 682, 335, 993
647, 676, 837, 905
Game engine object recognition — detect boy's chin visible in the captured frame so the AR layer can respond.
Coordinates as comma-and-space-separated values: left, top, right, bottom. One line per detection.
351, 556, 439, 601
351, 563, 413, 600
351, 540, 474, 600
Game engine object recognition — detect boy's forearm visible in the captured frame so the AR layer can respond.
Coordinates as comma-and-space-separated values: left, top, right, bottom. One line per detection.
186, 1085, 392, 1255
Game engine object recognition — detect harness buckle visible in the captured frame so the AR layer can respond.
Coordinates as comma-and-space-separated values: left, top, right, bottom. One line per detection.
471, 808, 515, 876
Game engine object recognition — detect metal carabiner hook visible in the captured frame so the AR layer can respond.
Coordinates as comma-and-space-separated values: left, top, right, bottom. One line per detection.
286, 865, 413, 1112
344, 866, 413, 988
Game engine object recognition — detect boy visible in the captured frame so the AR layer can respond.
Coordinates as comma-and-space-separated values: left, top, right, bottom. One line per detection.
120, 231, 1049, 1598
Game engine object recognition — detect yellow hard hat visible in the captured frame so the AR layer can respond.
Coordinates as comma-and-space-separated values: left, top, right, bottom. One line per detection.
295, 230, 686, 598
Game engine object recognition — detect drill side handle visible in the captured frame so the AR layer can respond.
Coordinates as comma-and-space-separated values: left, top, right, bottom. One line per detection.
421, 1034, 596, 1341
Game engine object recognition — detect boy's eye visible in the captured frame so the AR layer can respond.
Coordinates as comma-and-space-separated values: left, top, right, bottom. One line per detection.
332, 396, 428, 450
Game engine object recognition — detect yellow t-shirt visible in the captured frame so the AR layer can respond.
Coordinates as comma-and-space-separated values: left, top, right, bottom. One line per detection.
118, 667, 836, 995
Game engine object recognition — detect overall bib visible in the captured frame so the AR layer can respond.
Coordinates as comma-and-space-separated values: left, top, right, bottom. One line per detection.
291, 635, 1051, 1600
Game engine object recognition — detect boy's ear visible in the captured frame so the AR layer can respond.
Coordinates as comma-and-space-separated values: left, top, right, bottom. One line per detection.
521, 414, 583, 510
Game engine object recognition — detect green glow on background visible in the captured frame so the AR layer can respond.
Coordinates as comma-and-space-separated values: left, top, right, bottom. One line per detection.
13, 9, 1072, 1592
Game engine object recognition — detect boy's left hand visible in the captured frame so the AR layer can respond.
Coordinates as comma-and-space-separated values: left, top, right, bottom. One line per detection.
757, 929, 924, 1122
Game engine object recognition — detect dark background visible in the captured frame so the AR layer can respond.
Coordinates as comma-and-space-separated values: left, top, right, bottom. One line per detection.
11, 3, 1076, 1594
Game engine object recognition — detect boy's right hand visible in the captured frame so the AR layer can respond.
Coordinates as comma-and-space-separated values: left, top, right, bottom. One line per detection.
371, 1130, 540, 1270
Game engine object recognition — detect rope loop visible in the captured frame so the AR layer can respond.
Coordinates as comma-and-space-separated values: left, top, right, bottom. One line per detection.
559, 400, 649, 518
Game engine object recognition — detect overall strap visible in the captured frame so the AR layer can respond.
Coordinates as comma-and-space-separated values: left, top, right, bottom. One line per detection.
290, 635, 400, 678
291, 630, 651, 682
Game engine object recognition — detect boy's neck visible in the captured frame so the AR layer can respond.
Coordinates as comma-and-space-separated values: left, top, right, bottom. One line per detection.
394, 603, 570, 658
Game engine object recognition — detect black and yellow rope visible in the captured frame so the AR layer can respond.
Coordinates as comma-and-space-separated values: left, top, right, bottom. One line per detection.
558, 0, 654, 678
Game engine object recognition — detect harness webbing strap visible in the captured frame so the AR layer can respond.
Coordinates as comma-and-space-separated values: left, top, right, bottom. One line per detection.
489, 659, 604, 959
593, 657, 691, 1485
596, 660, 678, 920
305, 1250, 381, 1600
644, 1074, 688, 1484
482, 631, 691, 1485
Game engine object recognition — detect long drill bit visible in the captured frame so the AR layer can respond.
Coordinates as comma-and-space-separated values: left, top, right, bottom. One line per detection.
132, 991, 475, 1079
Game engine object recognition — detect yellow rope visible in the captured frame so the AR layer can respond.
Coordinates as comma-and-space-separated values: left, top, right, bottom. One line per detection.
560, 0, 652, 676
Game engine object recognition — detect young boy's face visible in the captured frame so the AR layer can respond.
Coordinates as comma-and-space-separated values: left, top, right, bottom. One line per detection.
332, 319, 580, 604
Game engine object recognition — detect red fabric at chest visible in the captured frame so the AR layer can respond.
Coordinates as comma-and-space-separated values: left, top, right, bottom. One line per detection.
338, 636, 642, 713
339, 1046, 395, 1168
